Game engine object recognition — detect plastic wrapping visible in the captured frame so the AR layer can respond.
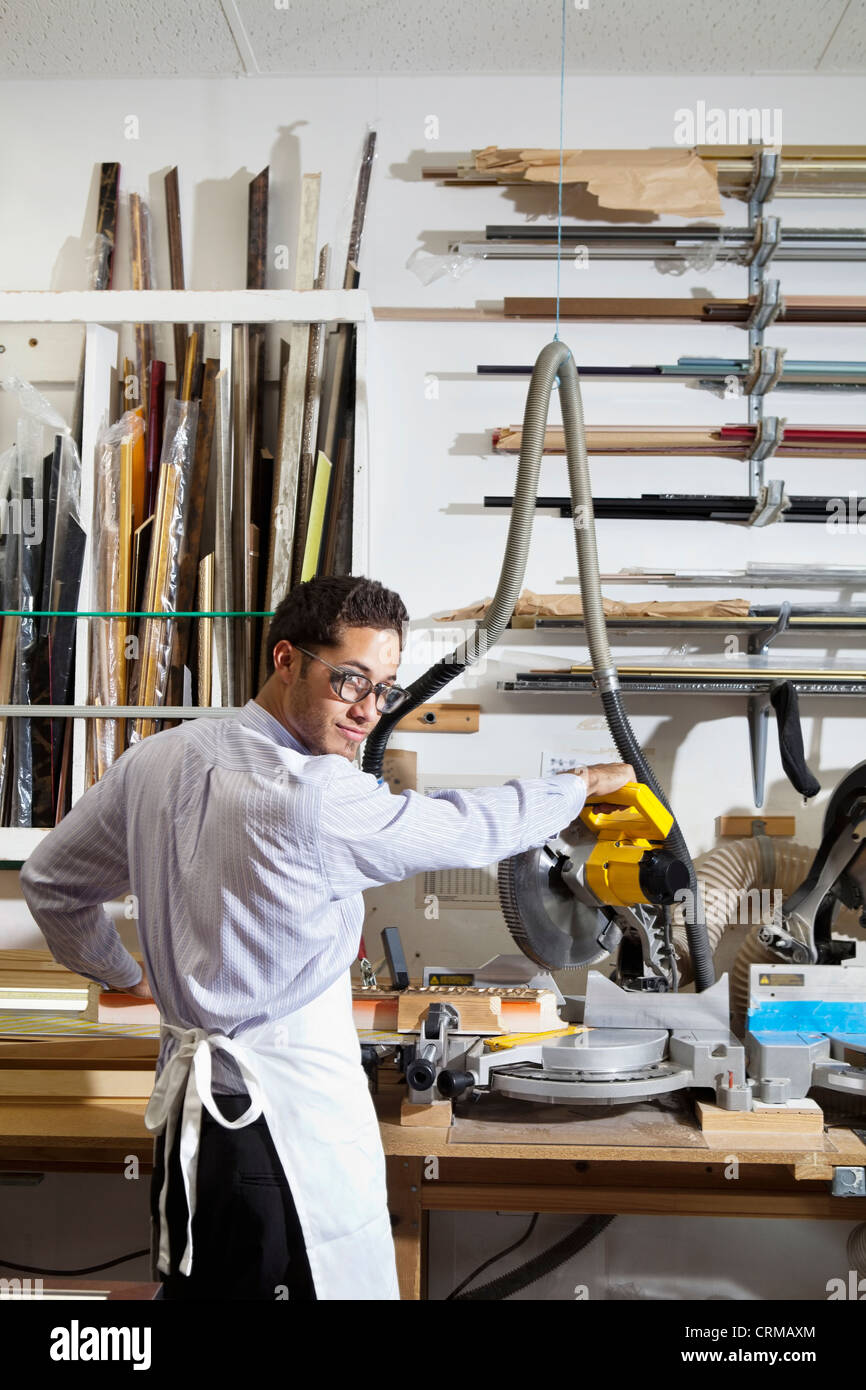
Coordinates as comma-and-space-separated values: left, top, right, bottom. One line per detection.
406, 247, 476, 286
1, 377, 85, 826
86, 230, 115, 292
654, 240, 726, 275
90, 409, 145, 779
131, 397, 199, 743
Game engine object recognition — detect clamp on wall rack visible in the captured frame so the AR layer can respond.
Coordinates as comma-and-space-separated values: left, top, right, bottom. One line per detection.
743, 345, 786, 396
746, 147, 783, 498
747, 476, 789, 528
747, 278, 784, 331
747, 601, 792, 656
745, 416, 787, 518
745, 216, 782, 268
746, 148, 782, 208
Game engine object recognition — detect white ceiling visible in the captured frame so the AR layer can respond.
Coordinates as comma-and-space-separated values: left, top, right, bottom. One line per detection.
1, 0, 865, 78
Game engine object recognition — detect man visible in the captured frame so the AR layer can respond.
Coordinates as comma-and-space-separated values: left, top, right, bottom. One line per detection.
20, 574, 633, 1301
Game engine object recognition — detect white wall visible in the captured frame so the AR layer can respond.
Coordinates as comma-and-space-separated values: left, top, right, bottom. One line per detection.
0, 70, 864, 1297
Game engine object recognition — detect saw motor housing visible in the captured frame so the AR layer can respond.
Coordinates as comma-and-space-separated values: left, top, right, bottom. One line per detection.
499, 781, 690, 991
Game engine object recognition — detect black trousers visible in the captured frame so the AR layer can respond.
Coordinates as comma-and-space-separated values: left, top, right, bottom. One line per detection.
150, 1093, 317, 1301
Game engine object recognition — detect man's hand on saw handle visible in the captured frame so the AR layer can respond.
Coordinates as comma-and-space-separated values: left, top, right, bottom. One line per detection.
558, 761, 635, 819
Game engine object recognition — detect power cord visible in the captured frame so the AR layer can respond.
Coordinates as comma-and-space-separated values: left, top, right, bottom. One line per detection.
445, 1214, 538, 1300
0, 1250, 149, 1277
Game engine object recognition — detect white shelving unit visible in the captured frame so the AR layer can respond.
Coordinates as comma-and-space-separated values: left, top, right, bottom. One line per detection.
0, 288, 372, 864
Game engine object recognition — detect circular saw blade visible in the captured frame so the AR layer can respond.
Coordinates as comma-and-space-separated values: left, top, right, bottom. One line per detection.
498, 840, 611, 970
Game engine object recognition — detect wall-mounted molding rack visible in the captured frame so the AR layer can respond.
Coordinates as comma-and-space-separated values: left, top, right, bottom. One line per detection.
477, 358, 866, 391
525, 611, 866, 635
483, 493, 839, 525
422, 145, 866, 198
451, 223, 866, 263
499, 662, 865, 808
591, 568, 866, 587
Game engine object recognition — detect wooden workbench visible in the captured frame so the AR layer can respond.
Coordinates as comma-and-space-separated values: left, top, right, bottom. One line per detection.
0, 1092, 864, 1300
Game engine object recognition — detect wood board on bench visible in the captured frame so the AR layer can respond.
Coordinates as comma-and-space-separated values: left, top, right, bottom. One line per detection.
445, 1091, 839, 1152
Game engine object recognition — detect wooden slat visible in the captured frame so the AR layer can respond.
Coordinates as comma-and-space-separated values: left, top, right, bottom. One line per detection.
419, 1184, 860, 1219
0, 1037, 157, 1062
231, 326, 251, 703
179, 329, 198, 403
213, 367, 233, 706
299, 451, 331, 582
386, 1156, 424, 1301
71, 162, 119, 451
0, 1070, 154, 1099
164, 166, 188, 387
197, 554, 214, 706
261, 173, 321, 662
291, 244, 330, 586
719, 816, 796, 837
144, 360, 165, 519
395, 702, 480, 733
129, 193, 154, 421
246, 167, 269, 666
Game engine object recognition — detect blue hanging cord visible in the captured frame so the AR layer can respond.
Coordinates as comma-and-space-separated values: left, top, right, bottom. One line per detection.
554, 0, 567, 342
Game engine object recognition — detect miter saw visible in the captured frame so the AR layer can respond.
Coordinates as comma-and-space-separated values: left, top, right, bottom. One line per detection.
362, 767, 866, 1115
486, 779, 751, 1108
385, 780, 753, 1112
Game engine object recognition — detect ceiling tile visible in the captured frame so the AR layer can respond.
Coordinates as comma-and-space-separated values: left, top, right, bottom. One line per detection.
237, 0, 853, 75
0, 0, 862, 79
818, 0, 866, 70
0, 0, 243, 79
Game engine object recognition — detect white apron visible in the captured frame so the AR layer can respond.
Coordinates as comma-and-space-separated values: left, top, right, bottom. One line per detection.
145, 969, 400, 1301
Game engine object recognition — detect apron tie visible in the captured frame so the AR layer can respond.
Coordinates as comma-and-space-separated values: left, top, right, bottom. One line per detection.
145, 1024, 265, 1277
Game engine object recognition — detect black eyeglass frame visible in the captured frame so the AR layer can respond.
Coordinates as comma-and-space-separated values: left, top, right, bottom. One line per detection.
292, 645, 410, 714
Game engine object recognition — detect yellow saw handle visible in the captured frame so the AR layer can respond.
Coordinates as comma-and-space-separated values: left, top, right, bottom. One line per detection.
580, 781, 673, 843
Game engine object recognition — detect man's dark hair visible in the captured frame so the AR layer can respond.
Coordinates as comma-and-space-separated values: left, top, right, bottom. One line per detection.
263, 575, 409, 679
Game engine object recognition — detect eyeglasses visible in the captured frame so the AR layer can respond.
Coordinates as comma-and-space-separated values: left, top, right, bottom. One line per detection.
293, 646, 411, 715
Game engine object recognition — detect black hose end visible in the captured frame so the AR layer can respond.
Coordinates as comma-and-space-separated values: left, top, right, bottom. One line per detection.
406, 1058, 436, 1091
437, 1070, 475, 1099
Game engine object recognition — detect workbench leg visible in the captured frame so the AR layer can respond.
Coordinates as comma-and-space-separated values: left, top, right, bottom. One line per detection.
387, 1156, 424, 1300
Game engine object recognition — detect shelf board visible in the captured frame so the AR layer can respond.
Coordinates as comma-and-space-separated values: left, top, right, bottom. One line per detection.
0, 289, 370, 326
591, 570, 866, 587
0, 706, 243, 719
500, 674, 866, 695
0, 828, 51, 867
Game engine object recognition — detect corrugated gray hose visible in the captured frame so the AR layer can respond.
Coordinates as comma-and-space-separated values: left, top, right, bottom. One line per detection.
363, 340, 715, 991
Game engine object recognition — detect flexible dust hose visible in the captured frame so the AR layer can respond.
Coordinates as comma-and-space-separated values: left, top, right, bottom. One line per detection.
362, 344, 552, 775
362, 340, 714, 989
554, 346, 713, 989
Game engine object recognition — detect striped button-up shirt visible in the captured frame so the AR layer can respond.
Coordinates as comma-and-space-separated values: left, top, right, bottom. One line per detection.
20, 699, 588, 1092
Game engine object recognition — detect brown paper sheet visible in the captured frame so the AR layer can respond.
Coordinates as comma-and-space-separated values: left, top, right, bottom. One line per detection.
437, 590, 751, 622
473, 146, 722, 217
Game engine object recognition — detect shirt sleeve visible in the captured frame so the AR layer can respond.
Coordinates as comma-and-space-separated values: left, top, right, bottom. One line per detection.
317, 762, 588, 897
18, 755, 143, 991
